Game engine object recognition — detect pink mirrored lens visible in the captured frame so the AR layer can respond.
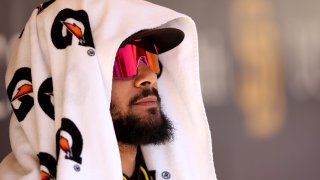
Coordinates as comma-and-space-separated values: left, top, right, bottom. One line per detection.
113, 44, 160, 78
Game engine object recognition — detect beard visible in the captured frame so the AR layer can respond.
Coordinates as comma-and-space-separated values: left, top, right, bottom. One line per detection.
110, 88, 174, 145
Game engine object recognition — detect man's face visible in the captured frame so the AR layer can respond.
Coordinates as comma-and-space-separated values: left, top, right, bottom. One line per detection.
111, 61, 174, 145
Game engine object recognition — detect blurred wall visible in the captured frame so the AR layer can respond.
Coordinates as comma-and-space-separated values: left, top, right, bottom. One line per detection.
1, 0, 320, 180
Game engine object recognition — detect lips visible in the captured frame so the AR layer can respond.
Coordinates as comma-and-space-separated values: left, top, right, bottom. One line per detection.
134, 95, 159, 106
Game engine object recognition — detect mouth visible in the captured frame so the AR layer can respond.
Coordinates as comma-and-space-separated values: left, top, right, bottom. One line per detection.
134, 95, 159, 107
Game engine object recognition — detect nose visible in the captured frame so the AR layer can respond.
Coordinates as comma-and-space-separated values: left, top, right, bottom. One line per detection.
134, 61, 157, 87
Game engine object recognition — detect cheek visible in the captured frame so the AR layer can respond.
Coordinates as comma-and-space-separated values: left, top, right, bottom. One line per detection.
111, 87, 124, 108
111, 80, 133, 109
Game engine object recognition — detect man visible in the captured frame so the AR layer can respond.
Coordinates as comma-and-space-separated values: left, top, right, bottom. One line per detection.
111, 29, 184, 179
0, 0, 216, 179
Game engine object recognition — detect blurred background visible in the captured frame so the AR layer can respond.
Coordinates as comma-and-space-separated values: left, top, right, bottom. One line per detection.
1, 0, 320, 180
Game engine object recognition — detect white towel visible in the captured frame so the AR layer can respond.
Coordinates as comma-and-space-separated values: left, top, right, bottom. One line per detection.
0, 0, 217, 179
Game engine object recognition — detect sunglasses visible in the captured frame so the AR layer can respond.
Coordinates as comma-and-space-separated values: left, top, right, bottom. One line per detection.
113, 43, 161, 79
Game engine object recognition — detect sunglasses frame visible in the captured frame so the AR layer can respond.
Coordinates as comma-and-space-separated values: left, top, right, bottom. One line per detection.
113, 43, 162, 79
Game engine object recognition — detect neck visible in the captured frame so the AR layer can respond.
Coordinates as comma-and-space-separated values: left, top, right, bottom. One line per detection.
118, 142, 137, 177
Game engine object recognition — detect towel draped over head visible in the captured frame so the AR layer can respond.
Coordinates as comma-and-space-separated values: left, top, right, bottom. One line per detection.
0, 0, 217, 179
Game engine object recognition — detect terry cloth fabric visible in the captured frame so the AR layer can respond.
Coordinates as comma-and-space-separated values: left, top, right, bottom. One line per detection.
0, 0, 217, 179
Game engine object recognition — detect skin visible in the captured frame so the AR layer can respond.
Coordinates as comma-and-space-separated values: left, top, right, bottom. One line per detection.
111, 62, 159, 177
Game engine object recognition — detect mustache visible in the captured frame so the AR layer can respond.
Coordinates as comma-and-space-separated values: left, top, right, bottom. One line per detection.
129, 88, 161, 106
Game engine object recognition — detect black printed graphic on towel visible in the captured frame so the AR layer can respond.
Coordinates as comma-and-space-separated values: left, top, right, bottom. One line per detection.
38, 78, 55, 120
37, 0, 55, 15
51, 8, 95, 49
56, 118, 83, 164
38, 152, 57, 180
7, 67, 34, 122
